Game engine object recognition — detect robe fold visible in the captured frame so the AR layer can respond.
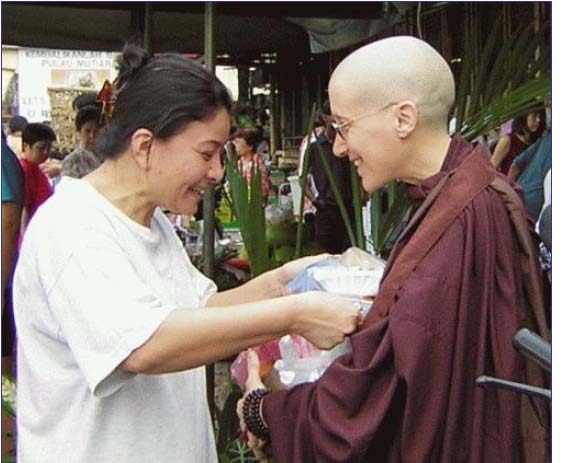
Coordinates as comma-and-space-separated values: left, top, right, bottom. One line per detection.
262, 136, 549, 462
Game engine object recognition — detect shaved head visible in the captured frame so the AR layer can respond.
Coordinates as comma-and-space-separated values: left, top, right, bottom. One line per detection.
330, 36, 455, 130
328, 36, 456, 191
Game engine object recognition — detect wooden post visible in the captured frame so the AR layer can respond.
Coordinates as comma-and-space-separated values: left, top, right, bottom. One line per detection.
301, 71, 309, 137
237, 65, 250, 103
203, 0, 217, 421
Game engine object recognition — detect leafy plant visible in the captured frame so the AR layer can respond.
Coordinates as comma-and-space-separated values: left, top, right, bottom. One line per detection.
1, 374, 16, 419
214, 381, 263, 463
225, 155, 273, 277
227, 440, 258, 463
456, 15, 550, 137
294, 104, 363, 256
461, 73, 550, 142
349, 163, 366, 249
2, 374, 17, 463
312, 137, 358, 249
214, 382, 243, 459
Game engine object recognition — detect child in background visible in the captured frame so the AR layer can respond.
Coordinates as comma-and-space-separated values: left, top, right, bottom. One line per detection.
19, 123, 56, 234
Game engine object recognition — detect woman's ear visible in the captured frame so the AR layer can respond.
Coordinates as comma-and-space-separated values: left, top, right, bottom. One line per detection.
394, 100, 419, 139
130, 128, 154, 170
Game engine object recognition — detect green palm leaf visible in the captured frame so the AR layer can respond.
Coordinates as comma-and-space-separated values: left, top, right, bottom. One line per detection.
226, 157, 272, 276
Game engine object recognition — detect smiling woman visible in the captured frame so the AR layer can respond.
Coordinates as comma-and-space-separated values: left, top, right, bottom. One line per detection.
12, 43, 362, 463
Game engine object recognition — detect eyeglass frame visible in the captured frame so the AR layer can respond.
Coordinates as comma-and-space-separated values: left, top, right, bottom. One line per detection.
331, 101, 398, 140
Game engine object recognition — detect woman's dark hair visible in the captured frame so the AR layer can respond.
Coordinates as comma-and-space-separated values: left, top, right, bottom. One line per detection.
96, 43, 233, 159
8, 115, 28, 133
72, 92, 100, 112
75, 105, 102, 131
512, 109, 546, 144
232, 127, 260, 150
511, 114, 528, 136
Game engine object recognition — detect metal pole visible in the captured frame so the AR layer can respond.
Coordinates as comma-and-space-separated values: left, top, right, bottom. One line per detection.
203, 0, 217, 420
269, 72, 278, 156
143, 2, 152, 54
279, 76, 286, 151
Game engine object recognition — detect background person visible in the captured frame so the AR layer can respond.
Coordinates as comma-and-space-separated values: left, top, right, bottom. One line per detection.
1, 131, 24, 459
19, 123, 56, 233
13, 43, 360, 463
1, 131, 24, 373
234, 127, 272, 201
307, 100, 353, 254
5, 115, 28, 158
507, 132, 551, 222
60, 104, 103, 179
490, 111, 544, 175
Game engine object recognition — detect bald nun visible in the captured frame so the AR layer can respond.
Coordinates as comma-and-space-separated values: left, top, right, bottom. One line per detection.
239, 36, 549, 463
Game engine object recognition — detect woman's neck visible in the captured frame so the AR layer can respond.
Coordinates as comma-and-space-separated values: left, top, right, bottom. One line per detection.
85, 157, 156, 227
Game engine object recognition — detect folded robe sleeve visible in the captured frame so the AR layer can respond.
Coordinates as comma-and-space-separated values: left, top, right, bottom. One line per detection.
263, 317, 401, 462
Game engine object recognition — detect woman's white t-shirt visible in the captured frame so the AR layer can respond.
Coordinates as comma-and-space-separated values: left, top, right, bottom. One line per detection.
13, 177, 218, 462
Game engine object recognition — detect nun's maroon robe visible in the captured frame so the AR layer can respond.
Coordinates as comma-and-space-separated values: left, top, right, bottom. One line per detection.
262, 136, 549, 462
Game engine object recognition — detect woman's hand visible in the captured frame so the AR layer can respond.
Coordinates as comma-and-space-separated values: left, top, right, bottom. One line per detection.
257, 253, 332, 299
291, 291, 363, 350
237, 350, 271, 462
278, 253, 330, 284
211, 254, 332, 306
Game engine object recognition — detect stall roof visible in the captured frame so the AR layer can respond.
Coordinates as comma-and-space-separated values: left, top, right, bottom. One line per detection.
2, 2, 407, 58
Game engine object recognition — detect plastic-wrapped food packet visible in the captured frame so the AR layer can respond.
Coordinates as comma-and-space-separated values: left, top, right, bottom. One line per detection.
286, 247, 385, 298
230, 247, 385, 388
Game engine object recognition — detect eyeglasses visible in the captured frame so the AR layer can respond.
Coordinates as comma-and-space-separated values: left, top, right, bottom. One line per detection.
331, 102, 397, 140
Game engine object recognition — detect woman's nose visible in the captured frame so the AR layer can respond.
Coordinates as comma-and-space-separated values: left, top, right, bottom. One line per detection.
208, 153, 225, 183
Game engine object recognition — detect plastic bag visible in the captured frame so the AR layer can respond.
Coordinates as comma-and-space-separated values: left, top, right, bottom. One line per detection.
230, 334, 318, 387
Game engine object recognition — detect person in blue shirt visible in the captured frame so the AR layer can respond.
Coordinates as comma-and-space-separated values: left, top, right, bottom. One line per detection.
508, 132, 551, 222
2, 129, 24, 373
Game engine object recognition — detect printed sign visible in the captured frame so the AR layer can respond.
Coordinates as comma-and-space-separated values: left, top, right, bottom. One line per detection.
18, 48, 118, 122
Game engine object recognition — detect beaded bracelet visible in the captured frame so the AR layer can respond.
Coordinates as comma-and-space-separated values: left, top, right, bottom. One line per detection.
243, 388, 271, 442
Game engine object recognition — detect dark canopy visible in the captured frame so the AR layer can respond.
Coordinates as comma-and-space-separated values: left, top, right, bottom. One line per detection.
2, 2, 408, 57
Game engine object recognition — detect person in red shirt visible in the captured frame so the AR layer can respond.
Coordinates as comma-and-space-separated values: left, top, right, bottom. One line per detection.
19, 123, 56, 233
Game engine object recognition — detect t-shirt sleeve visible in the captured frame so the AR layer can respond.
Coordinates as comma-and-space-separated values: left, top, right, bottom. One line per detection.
42, 231, 178, 398
190, 264, 217, 307
1, 143, 24, 204
156, 210, 217, 306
